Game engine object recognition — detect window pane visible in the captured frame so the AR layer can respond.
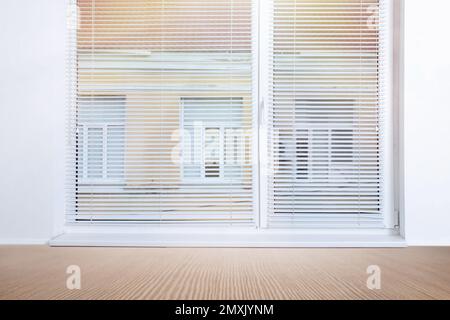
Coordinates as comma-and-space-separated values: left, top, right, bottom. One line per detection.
87, 127, 103, 179
107, 125, 125, 179
73, 0, 255, 224
224, 128, 243, 179
204, 128, 220, 178
183, 127, 202, 179
268, 0, 383, 226
77, 96, 126, 183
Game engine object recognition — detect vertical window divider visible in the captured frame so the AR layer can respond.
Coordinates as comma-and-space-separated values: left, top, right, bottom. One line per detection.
257, 0, 272, 229
253, 0, 263, 229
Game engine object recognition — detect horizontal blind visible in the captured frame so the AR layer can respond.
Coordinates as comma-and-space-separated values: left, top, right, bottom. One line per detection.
67, 0, 256, 225
267, 0, 387, 228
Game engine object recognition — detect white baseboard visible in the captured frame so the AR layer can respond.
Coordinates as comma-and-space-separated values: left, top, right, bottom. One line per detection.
406, 239, 450, 247
0, 238, 49, 245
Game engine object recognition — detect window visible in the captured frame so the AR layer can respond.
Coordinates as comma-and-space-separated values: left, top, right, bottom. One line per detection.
278, 100, 356, 182
68, 0, 255, 224
265, 0, 392, 228
67, 0, 395, 229
182, 98, 245, 182
77, 96, 125, 184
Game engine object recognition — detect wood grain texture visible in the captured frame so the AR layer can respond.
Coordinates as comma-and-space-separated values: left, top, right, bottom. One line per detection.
0, 246, 449, 300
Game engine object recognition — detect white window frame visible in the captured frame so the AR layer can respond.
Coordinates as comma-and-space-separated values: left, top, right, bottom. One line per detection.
54, 0, 404, 247
181, 125, 246, 183
180, 98, 247, 184
258, 0, 397, 230
78, 122, 125, 185
278, 99, 358, 184
77, 95, 126, 186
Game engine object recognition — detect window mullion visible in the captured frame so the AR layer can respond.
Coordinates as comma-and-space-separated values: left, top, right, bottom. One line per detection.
258, 0, 272, 229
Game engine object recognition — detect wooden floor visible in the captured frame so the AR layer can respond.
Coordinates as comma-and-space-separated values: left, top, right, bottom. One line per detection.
0, 246, 449, 300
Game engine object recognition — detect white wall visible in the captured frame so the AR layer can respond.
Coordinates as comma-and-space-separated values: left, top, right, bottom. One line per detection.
0, 0, 67, 243
0, 0, 449, 245
403, 0, 450, 245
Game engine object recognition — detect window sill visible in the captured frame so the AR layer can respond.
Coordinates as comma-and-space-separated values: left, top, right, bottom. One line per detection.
49, 228, 406, 248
